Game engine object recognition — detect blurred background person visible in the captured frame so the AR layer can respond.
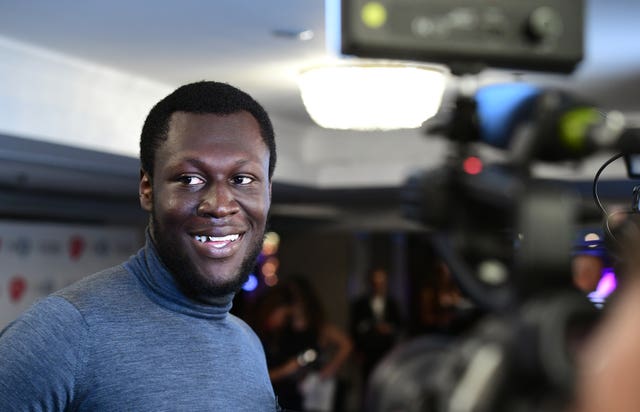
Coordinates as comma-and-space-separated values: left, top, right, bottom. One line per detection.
571, 214, 640, 412
572, 253, 605, 294
571, 232, 608, 294
350, 267, 404, 391
287, 275, 353, 412
411, 259, 478, 337
251, 283, 302, 411
253, 275, 353, 412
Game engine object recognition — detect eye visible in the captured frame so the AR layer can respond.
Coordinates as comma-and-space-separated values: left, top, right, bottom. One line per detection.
178, 175, 205, 186
232, 175, 254, 185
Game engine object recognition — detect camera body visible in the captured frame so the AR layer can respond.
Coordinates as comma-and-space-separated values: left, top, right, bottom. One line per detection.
341, 0, 584, 74
337, 1, 618, 411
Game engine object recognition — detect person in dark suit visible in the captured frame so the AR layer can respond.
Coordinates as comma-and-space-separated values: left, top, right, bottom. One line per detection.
350, 267, 404, 384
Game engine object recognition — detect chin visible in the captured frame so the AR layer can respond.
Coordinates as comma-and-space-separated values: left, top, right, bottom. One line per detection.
197, 265, 250, 296
151, 218, 263, 300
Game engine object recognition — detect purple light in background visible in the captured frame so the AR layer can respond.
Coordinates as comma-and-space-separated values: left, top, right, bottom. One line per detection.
588, 268, 617, 303
242, 273, 258, 292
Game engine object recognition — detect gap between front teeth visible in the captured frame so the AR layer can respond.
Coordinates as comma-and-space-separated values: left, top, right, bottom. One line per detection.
195, 234, 240, 243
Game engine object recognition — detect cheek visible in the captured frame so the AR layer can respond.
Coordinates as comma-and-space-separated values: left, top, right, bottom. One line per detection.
154, 192, 197, 224
166, 197, 186, 212
240, 190, 271, 223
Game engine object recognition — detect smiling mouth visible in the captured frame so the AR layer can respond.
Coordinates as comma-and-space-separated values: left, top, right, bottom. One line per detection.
194, 234, 240, 248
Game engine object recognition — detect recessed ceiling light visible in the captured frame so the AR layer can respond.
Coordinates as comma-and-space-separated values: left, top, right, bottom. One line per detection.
272, 29, 314, 41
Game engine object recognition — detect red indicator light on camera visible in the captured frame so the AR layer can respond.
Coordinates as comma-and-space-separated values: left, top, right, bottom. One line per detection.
463, 156, 483, 175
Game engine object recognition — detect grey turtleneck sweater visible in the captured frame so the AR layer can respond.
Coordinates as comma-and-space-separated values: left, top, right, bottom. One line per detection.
0, 237, 279, 411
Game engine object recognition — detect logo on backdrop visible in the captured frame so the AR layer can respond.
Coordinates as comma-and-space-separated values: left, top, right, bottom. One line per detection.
38, 239, 62, 256
10, 237, 32, 257
69, 235, 86, 260
9, 276, 27, 303
94, 238, 110, 257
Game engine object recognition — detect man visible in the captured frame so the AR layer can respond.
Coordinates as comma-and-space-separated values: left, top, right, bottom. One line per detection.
571, 252, 605, 294
0, 81, 280, 411
571, 215, 640, 412
350, 267, 403, 384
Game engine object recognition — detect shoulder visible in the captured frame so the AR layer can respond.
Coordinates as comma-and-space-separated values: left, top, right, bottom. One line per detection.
54, 264, 138, 310
227, 313, 268, 354
0, 269, 116, 353
57, 263, 133, 295
0, 296, 88, 409
2, 294, 88, 340
228, 313, 260, 341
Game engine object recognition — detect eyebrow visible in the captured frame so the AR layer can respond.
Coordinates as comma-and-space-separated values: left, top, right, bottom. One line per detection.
176, 156, 255, 169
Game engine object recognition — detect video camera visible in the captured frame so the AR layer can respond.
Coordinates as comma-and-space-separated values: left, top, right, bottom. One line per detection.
339, 1, 640, 411
341, 0, 583, 75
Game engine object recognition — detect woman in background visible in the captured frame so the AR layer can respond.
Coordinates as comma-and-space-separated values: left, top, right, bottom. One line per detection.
286, 275, 353, 412
252, 275, 352, 412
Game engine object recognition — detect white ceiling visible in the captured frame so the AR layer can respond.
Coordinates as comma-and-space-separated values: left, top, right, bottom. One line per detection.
0, 0, 639, 188
0, 0, 329, 126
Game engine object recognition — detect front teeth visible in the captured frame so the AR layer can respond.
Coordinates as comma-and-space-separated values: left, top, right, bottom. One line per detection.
195, 234, 240, 243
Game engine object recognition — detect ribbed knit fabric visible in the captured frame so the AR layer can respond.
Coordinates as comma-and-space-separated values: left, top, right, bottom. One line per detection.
0, 237, 278, 411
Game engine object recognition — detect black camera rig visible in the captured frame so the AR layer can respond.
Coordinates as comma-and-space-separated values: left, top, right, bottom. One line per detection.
338, 1, 640, 411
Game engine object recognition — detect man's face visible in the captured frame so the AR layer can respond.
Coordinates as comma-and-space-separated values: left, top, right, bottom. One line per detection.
139, 111, 271, 298
572, 254, 604, 293
371, 269, 388, 295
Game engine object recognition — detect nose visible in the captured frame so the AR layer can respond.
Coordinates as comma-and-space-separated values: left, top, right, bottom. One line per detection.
196, 183, 240, 218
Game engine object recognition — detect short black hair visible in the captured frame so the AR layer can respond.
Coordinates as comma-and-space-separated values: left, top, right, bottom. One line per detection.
140, 80, 276, 179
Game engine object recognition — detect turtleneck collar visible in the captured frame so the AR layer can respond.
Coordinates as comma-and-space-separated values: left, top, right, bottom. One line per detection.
124, 232, 235, 320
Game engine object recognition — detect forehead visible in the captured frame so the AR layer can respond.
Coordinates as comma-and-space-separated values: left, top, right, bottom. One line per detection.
167, 110, 263, 147
574, 254, 604, 265
372, 269, 387, 279
157, 111, 268, 163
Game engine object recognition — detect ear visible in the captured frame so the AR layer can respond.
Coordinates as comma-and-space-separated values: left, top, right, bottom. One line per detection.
139, 169, 153, 212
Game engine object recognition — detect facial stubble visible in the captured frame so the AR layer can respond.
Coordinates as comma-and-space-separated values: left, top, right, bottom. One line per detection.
150, 209, 264, 299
